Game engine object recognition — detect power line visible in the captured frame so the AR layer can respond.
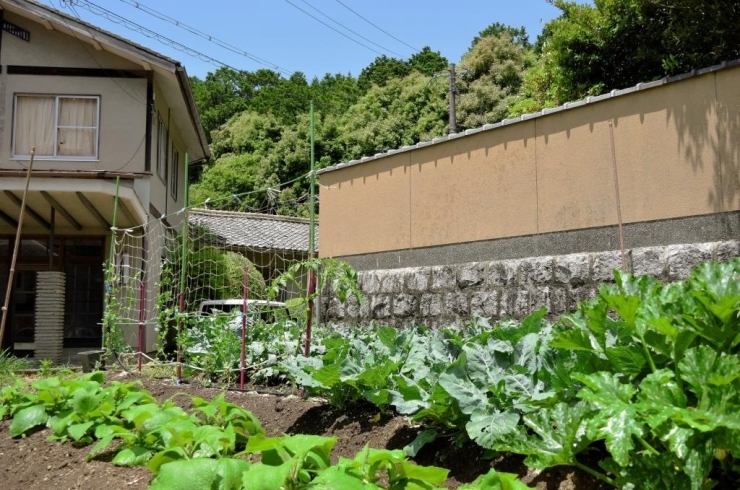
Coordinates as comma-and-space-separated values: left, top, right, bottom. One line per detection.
333, 0, 419, 53
282, 0, 385, 57
294, 0, 405, 58
67, 0, 245, 73
114, 0, 293, 77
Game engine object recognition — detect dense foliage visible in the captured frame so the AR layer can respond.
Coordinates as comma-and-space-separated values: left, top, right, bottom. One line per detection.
0, 372, 527, 489
278, 258, 740, 488
189, 1, 740, 216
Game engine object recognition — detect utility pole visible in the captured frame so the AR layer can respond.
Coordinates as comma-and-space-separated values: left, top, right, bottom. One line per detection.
431, 64, 467, 135
448, 63, 457, 134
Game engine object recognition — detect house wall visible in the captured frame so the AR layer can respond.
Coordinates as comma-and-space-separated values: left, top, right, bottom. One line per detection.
0, 11, 148, 176
319, 66, 740, 266
148, 82, 188, 230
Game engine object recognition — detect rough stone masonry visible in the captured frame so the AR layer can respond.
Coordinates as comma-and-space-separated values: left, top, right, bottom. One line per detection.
321, 240, 740, 327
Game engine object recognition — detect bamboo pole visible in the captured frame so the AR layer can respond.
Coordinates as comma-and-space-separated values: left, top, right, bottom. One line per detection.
0, 149, 36, 347
102, 176, 121, 351
176, 153, 190, 380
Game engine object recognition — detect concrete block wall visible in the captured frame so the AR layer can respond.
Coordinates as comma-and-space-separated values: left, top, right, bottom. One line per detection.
321, 240, 740, 327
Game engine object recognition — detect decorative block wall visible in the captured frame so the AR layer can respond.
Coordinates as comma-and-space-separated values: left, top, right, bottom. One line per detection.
321, 240, 740, 327
35, 271, 65, 363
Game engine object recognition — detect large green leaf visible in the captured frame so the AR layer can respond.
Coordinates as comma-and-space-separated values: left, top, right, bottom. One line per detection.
438, 362, 488, 416
513, 402, 592, 469
458, 468, 533, 490
241, 460, 293, 490
111, 446, 152, 466
149, 458, 250, 490
9, 405, 48, 437
465, 409, 519, 450
403, 429, 437, 457
309, 465, 381, 489
574, 372, 643, 466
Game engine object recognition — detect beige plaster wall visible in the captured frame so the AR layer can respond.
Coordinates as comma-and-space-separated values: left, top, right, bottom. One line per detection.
148, 82, 188, 228
1, 11, 142, 71
320, 152, 412, 258
319, 67, 740, 258
0, 74, 147, 173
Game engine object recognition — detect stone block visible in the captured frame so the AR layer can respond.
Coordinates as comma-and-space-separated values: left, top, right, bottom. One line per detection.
510, 289, 530, 318
445, 291, 469, 316
715, 240, 740, 263
344, 294, 369, 319
431, 265, 456, 291
555, 254, 590, 286
457, 263, 485, 289
406, 267, 431, 292
379, 269, 404, 294
530, 286, 551, 312
420, 293, 443, 317
362, 271, 382, 295
470, 291, 498, 317
568, 287, 598, 312
665, 243, 713, 280
631, 247, 665, 277
488, 260, 519, 287
592, 250, 625, 283
371, 295, 391, 319
393, 294, 419, 317
520, 256, 554, 286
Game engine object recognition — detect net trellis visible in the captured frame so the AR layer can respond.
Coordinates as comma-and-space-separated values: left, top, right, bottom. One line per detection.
107, 206, 314, 364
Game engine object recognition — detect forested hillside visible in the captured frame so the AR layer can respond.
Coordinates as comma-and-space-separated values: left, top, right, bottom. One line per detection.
189, 0, 740, 216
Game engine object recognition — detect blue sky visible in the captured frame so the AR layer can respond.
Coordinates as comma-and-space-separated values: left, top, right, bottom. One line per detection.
41, 0, 567, 80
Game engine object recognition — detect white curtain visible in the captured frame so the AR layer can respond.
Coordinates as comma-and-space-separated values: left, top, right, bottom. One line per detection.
57, 97, 97, 157
14, 96, 55, 156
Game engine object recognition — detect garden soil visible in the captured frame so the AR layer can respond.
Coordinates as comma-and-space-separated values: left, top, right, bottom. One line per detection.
0, 373, 609, 489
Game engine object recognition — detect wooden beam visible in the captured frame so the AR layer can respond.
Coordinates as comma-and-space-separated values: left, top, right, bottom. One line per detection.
0, 209, 19, 228
3, 191, 51, 230
40, 191, 83, 231
118, 199, 136, 225
40, 19, 53, 30
141, 61, 152, 70
76, 192, 110, 229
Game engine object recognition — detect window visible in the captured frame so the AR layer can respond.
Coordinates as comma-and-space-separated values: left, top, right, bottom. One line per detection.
170, 146, 179, 200
156, 116, 168, 180
13, 95, 99, 159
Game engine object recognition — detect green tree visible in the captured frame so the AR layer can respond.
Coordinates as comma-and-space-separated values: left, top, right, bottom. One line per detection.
471, 22, 530, 49
456, 33, 532, 130
517, 0, 740, 109
408, 47, 448, 76
338, 72, 447, 159
357, 55, 411, 91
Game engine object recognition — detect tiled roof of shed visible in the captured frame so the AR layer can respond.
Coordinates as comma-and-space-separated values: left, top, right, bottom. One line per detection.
189, 209, 318, 253
316, 59, 740, 176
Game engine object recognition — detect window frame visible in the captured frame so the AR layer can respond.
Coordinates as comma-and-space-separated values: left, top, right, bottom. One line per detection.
170, 145, 179, 200
11, 94, 101, 161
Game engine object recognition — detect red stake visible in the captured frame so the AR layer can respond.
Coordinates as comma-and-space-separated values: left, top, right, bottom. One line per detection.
177, 291, 184, 380
138, 277, 146, 372
240, 266, 249, 390
303, 267, 317, 358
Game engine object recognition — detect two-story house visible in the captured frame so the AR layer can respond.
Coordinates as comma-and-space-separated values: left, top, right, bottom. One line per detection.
0, 0, 209, 362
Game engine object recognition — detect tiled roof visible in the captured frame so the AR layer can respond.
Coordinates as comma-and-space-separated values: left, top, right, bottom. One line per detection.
188, 209, 318, 253
316, 59, 740, 176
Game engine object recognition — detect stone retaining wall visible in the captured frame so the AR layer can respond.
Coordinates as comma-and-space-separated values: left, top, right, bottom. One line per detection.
321, 240, 740, 327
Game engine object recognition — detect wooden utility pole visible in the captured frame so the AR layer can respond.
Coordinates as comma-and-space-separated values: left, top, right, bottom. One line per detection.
448, 63, 458, 134
0, 149, 35, 347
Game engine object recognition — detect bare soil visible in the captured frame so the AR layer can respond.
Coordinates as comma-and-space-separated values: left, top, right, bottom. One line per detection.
0, 373, 609, 489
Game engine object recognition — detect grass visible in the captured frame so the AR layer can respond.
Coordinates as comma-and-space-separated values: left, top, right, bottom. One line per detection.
0, 348, 32, 384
